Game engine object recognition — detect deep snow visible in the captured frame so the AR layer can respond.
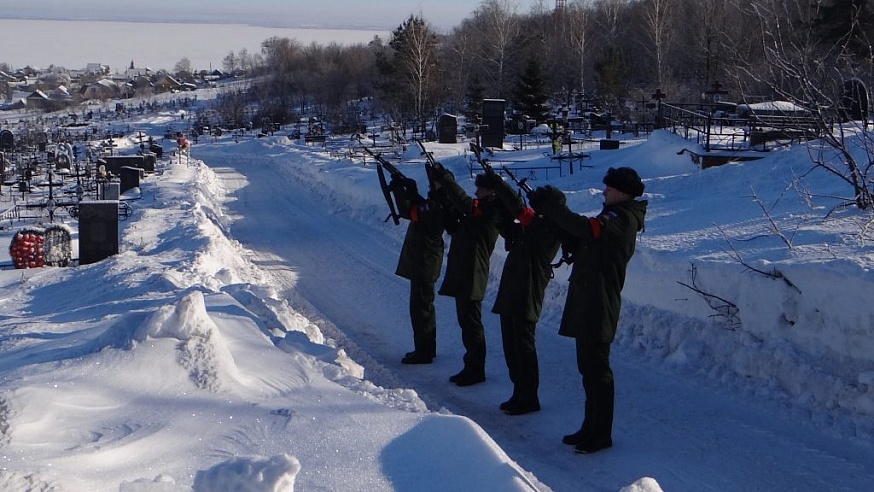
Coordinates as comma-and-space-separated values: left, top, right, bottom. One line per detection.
0, 95, 872, 491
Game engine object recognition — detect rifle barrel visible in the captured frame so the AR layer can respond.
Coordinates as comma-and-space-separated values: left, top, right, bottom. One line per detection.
501, 165, 532, 195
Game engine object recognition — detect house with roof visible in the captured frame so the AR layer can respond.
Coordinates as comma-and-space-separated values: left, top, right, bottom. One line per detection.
85, 63, 110, 76
25, 89, 50, 109
153, 73, 182, 93
81, 79, 119, 100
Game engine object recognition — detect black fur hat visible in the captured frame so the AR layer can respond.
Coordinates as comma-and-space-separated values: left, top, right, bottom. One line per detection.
474, 172, 502, 190
603, 167, 644, 197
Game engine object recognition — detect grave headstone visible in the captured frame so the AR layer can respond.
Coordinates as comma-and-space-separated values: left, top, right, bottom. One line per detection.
142, 153, 156, 172
600, 139, 620, 150
150, 144, 163, 159
437, 114, 458, 143
99, 182, 120, 200
0, 129, 13, 151
43, 225, 72, 267
100, 155, 145, 175
481, 99, 506, 148
119, 166, 141, 193
78, 201, 119, 265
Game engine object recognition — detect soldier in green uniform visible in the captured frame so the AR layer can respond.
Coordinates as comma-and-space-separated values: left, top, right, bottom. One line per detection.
529, 167, 647, 454
429, 165, 518, 386
491, 184, 563, 415
393, 175, 448, 365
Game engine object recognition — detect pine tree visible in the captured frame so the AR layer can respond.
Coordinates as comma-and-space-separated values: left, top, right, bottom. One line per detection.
463, 75, 486, 119
510, 59, 550, 123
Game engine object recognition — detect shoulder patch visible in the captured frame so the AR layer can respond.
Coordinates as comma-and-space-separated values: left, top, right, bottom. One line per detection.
598, 211, 618, 224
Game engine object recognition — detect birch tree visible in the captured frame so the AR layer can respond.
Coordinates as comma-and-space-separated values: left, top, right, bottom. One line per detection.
641, 0, 675, 88
387, 15, 441, 132
473, 0, 522, 97
568, 0, 593, 95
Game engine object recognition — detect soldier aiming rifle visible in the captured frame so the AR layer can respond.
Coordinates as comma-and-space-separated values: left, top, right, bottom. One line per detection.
364, 146, 422, 226
365, 145, 449, 366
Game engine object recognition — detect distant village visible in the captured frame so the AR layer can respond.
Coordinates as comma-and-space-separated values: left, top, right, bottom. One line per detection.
0, 62, 240, 112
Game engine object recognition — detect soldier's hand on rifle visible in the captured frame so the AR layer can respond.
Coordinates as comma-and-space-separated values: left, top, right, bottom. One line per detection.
429, 161, 450, 182
402, 178, 419, 200
529, 185, 566, 216
528, 187, 545, 212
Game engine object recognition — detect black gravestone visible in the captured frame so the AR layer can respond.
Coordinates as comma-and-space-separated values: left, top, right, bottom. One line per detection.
0, 129, 13, 151
481, 99, 506, 148
150, 144, 163, 159
119, 166, 141, 193
141, 153, 156, 172
437, 114, 457, 143
100, 155, 145, 175
78, 201, 119, 265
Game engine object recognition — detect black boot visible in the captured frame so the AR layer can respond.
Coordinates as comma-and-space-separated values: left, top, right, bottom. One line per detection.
502, 399, 540, 415
401, 351, 433, 364
574, 437, 612, 454
562, 428, 589, 446
499, 396, 517, 411
451, 369, 485, 386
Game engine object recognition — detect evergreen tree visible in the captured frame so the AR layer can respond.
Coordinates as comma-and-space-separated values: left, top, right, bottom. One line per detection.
510, 58, 550, 123
463, 75, 486, 119
594, 46, 626, 107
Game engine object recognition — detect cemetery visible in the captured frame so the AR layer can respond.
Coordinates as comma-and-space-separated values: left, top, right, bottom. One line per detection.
0, 98, 189, 268
0, 68, 869, 270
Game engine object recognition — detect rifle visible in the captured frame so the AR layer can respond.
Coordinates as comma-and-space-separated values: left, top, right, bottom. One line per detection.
415, 139, 438, 195
500, 165, 533, 196
364, 146, 421, 225
469, 141, 494, 174
502, 164, 575, 269
416, 139, 464, 233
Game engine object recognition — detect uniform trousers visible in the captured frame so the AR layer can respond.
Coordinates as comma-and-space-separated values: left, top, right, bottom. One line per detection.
576, 338, 614, 441
499, 315, 539, 404
409, 275, 437, 357
454, 297, 485, 375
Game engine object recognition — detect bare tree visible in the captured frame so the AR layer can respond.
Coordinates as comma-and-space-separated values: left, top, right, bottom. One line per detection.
640, 0, 676, 88
473, 0, 522, 97
222, 51, 237, 73
568, 0, 594, 95
443, 25, 477, 114
738, 0, 874, 210
173, 57, 193, 78
236, 48, 261, 74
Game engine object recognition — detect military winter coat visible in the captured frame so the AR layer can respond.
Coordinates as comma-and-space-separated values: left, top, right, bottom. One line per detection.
395, 198, 445, 283
542, 198, 647, 342
436, 175, 512, 301
491, 216, 562, 323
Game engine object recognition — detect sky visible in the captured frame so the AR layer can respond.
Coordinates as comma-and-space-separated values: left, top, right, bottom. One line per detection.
0, 87, 872, 491
0, 0, 549, 30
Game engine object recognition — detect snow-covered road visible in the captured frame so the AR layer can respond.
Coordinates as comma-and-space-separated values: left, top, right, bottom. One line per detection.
199, 142, 874, 492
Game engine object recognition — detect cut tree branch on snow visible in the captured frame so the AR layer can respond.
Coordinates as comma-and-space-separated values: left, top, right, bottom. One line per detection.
748, 185, 795, 249
716, 226, 802, 294
676, 262, 741, 328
